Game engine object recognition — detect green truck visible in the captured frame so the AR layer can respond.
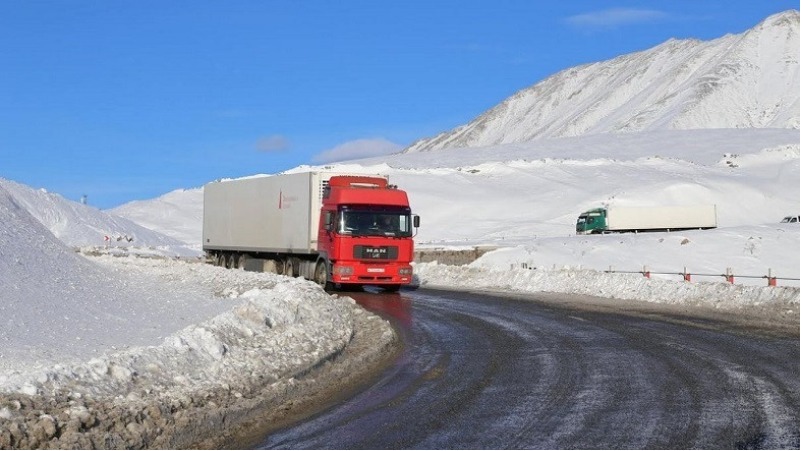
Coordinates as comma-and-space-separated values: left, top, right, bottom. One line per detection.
576, 205, 718, 234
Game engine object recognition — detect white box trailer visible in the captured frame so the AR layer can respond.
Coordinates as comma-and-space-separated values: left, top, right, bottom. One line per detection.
607, 205, 717, 231
203, 172, 343, 254
576, 205, 717, 234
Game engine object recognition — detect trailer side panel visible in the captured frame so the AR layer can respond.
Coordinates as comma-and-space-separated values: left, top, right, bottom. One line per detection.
202, 173, 320, 253
606, 205, 717, 231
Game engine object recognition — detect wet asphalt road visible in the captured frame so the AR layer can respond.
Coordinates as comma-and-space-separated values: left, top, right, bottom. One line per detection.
257, 288, 799, 449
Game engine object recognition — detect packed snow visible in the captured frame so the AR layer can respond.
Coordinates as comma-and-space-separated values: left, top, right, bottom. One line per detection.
0, 10, 799, 449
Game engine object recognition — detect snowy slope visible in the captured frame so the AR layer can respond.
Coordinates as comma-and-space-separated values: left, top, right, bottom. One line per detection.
306, 129, 801, 284
109, 187, 204, 246
0, 178, 194, 255
112, 128, 800, 285
0, 183, 232, 374
405, 10, 799, 153
0, 179, 387, 409
115, 130, 800, 241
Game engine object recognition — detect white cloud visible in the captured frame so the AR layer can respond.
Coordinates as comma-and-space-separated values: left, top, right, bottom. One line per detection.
312, 138, 403, 163
566, 8, 669, 29
256, 135, 290, 152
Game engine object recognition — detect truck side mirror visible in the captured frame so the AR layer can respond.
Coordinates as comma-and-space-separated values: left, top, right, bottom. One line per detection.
324, 211, 335, 232
413, 215, 420, 228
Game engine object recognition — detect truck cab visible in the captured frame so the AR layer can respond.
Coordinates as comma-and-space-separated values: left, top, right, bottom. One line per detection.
315, 176, 419, 291
576, 208, 607, 234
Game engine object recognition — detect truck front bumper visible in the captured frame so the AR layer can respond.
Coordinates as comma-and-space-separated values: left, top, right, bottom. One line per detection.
331, 262, 413, 285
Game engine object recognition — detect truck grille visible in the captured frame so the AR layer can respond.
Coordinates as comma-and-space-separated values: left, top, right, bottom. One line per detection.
353, 245, 398, 260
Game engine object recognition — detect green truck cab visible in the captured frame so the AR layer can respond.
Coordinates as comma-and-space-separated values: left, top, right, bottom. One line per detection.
575, 208, 606, 234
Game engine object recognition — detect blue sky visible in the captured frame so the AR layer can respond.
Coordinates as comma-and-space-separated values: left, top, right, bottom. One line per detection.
2, 1, 797, 208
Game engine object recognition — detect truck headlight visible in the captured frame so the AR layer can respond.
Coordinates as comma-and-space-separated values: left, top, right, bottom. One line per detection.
333, 265, 354, 276
399, 267, 413, 276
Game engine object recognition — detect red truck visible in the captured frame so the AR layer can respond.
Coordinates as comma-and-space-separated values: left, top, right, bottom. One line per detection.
202, 172, 419, 291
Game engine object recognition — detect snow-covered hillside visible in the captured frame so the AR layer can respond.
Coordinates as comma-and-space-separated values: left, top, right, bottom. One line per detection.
405, 10, 799, 153
0, 178, 196, 256
111, 129, 800, 286
0, 182, 233, 373
109, 187, 204, 246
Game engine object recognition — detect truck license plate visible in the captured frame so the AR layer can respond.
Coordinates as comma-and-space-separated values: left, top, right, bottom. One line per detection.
367, 267, 385, 273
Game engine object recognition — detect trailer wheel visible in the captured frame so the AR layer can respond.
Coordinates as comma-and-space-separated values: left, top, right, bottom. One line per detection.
314, 261, 332, 291
283, 259, 294, 277
225, 253, 238, 269
237, 254, 248, 270
214, 253, 225, 267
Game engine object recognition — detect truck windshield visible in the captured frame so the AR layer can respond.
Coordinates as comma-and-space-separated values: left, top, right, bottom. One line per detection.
339, 210, 413, 237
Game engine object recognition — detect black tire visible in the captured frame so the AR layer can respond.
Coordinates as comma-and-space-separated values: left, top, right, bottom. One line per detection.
314, 261, 333, 291
226, 253, 238, 269
273, 259, 284, 275
283, 259, 295, 277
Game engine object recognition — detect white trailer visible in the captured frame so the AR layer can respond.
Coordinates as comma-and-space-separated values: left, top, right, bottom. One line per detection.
203, 172, 386, 254
576, 205, 717, 234
202, 172, 336, 254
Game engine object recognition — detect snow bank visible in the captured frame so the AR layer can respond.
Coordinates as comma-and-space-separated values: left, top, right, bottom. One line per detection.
0, 256, 397, 449
414, 262, 799, 314
0, 179, 397, 448
0, 255, 386, 399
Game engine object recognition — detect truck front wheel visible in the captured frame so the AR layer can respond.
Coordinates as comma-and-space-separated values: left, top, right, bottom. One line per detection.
314, 261, 332, 291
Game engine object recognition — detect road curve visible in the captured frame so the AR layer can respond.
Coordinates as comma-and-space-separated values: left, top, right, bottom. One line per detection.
257, 288, 799, 449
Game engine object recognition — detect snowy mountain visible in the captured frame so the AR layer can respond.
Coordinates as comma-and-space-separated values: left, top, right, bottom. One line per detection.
0, 178, 196, 255
404, 10, 799, 153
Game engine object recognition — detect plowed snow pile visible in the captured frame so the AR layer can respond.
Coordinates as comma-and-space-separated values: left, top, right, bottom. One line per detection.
0, 183, 396, 448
